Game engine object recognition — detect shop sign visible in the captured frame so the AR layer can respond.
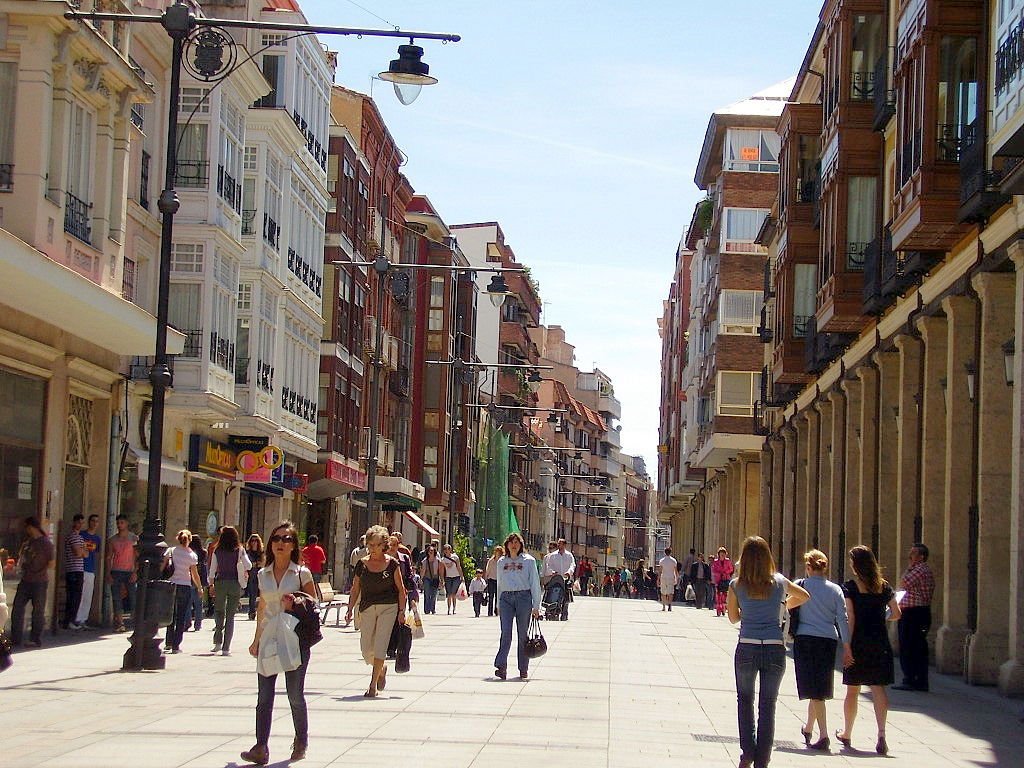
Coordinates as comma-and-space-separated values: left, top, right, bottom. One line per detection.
230, 435, 284, 483
325, 458, 367, 490
284, 472, 309, 493
188, 435, 238, 479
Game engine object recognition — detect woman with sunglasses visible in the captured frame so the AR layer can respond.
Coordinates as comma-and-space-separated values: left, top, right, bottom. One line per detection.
345, 525, 407, 697
493, 532, 541, 681
241, 522, 316, 766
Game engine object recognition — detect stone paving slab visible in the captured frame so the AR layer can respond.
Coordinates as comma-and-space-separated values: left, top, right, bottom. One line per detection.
1, 597, 1020, 767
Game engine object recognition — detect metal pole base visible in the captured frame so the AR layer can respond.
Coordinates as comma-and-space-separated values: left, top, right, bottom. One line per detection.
122, 624, 166, 671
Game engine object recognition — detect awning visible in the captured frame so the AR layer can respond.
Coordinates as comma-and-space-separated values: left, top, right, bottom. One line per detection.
135, 451, 187, 488
403, 509, 439, 538
0, 229, 185, 356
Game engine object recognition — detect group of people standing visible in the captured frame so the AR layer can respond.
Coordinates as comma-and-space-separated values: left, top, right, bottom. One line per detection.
724, 536, 935, 768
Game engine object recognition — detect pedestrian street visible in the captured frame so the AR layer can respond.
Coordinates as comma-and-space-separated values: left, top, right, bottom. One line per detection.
0, 596, 1018, 768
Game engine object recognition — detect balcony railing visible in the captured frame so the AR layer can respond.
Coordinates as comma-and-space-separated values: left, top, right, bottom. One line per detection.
872, 53, 895, 131
63, 192, 92, 243
863, 236, 884, 315
263, 213, 280, 250
176, 328, 203, 358
850, 69, 875, 102
256, 359, 274, 393
958, 118, 1010, 224
0, 163, 11, 192
937, 123, 966, 163
846, 241, 869, 271
234, 356, 250, 385
174, 159, 209, 188
793, 314, 813, 339
241, 209, 256, 236
216, 165, 242, 213
129, 355, 174, 384
995, 18, 1024, 93
209, 331, 235, 371
757, 303, 773, 343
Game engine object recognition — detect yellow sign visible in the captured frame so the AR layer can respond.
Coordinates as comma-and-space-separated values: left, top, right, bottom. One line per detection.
236, 445, 284, 473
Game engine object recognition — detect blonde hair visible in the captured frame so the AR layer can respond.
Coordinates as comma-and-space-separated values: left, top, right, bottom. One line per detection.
804, 549, 828, 573
492, 545, 505, 557
176, 529, 192, 546
737, 536, 776, 599
365, 525, 390, 549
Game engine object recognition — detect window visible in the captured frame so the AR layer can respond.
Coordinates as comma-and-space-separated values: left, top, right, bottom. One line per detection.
717, 371, 761, 417
237, 282, 253, 311
936, 36, 979, 162
175, 123, 209, 187
179, 87, 211, 115
722, 208, 769, 253
719, 290, 763, 334
792, 264, 817, 338
850, 14, 884, 101
122, 258, 136, 303
429, 277, 445, 308
68, 103, 95, 202
168, 282, 202, 356
846, 177, 876, 270
257, 55, 285, 108
723, 129, 780, 172
244, 146, 258, 172
171, 243, 204, 273
139, 150, 151, 209
0, 62, 16, 187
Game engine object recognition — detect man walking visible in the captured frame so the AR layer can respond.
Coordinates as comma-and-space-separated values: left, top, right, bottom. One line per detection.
657, 547, 678, 611
577, 556, 594, 597
894, 542, 935, 692
689, 553, 711, 609
10, 517, 54, 647
542, 539, 575, 620
63, 514, 87, 629
681, 548, 696, 604
76, 514, 102, 627
107, 514, 138, 633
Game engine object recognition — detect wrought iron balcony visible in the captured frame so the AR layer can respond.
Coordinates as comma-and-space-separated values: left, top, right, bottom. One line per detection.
241, 209, 256, 236
846, 241, 869, 271
996, 18, 1024, 94
757, 303, 773, 343
256, 359, 274, 392
263, 213, 280, 250
872, 53, 895, 132
0, 163, 11, 192
216, 165, 242, 212
850, 69, 875, 102
804, 316, 853, 375
863, 236, 886, 316
174, 160, 209, 188
937, 123, 966, 163
793, 314, 813, 339
176, 328, 203, 358
234, 356, 250, 385
63, 192, 92, 243
209, 331, 235, 371
129, 355, 174, 384
958, 119, 1010, 224
389, 364, 410, 398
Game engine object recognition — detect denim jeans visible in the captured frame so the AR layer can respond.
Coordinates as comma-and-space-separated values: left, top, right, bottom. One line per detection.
494, 590, 533, 674
213, 579, 242, 651
735, 643, 787, 768
109, 570, 136, 623
164, 584, 193, 651
256, 647, 309, 747
188, 585, 204, 629
422, 578, 439, 614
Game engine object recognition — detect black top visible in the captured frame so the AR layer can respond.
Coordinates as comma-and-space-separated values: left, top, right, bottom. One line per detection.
354, 557, 399, 612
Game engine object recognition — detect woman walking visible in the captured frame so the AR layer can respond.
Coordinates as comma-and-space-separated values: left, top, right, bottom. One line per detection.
419, 544, 442, 615
793, 549, 852, 752
241, 521, 316, 765
632, 560, 646, 599
712, 546, 735, 616
440, 543, 463, 615
727, 536, 809, 768
493, 532, 541, 680
245, 534, 264, 620
187, 534, 208, 631
836, 545, 901, 756
484, 545, 503, 617
163, 530, 203, 654
208, 526, 251, 656
344, 525, 407, 697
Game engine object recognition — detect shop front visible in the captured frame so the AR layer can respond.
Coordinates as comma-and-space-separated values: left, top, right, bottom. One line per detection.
305, 456, 366, 587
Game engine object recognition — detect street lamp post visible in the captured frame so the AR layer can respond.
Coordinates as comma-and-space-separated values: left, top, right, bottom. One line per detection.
65, 0, 459, 671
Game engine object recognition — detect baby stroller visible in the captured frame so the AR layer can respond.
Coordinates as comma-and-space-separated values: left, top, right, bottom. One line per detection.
542, 574, 570, 621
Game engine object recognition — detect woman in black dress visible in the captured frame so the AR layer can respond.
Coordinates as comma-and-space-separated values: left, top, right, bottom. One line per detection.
836, 546, 902, 755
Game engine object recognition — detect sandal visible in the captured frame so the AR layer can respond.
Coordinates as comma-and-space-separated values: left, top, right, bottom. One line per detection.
835, 730, 851, 749
377, 667, 386, 691
363, 688, 377, 698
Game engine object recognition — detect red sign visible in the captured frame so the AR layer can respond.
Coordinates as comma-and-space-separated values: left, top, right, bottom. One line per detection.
325, 459, 367, 491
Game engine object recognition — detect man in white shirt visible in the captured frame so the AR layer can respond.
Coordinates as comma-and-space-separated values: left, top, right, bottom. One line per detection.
543, 539, 576, 583
657, 547, 679, 612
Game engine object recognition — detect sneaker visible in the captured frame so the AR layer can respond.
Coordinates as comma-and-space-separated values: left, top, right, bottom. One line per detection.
221, 649, 230, 656
211, 643, 222, 653
171, 648, 182, 654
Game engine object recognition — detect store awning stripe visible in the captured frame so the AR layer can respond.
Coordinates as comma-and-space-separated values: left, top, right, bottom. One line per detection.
403, 509, 440, 538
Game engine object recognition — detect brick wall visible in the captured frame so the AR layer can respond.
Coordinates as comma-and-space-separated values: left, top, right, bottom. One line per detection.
719, 253, 766, 291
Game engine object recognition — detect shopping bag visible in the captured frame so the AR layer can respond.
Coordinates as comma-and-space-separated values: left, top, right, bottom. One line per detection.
409, 602, 425, 640
572, 579, 581, 595
685, 583, 696, 602
394, 623, 412, 673
456, 582, 468, 601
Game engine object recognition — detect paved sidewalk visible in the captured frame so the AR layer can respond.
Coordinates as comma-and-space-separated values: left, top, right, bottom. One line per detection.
1, 597, 1018, 767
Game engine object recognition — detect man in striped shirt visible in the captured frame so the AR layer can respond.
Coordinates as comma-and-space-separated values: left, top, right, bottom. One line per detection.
63, 514, 87, 630
894, 543, 936, 692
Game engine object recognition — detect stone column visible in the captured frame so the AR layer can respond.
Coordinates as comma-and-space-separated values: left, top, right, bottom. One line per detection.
856, 366, 880, 554
916, 315, 948, 633
782, 425, 798, 576
841, 378, 864, 566
875, 349, 900, 575
827, 390, 848, 578
936, 294, 978, 675
802, 409, 820, 555
770, 437, 786, 566
794, 415, 810, 573
815, 398, 833, 552
761, 443, 774, 543
741, 453, 761, 539
968, 273, 1015, 685
895, 333, 923, 565
1001, 251, 1024, 695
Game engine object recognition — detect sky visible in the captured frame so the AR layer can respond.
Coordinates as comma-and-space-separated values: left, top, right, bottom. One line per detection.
301, 0, 820, 477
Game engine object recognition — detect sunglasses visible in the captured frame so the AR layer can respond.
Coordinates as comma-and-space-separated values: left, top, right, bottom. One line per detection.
270, 535, 296, 544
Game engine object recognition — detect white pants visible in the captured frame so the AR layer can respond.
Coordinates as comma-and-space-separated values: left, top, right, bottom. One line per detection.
76, 571, 95, 624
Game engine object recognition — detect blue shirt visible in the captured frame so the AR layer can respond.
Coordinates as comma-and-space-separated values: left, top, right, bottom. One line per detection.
732, 572, 786, 641
795, 574, 851, 644
495, 553, 542, 610
82, 531, 102, 574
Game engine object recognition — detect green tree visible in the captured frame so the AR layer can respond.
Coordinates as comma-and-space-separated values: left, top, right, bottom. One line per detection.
453, 530, 477, 585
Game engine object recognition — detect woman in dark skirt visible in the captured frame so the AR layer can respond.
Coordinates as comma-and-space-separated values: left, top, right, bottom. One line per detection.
836, 545, 902, 756
793, 549, 852, 752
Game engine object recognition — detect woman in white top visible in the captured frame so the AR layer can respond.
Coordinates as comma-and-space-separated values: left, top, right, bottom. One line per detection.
484, 545, 504, 617
440, 543, 463, 615
162, 530, 202, 654
241, 522, 316, 767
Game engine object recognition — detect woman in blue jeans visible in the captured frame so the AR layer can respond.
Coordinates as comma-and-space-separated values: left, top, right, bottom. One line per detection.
493, 532, 542, 680
727, 536, 809, 768
419, 544, 441, 614
162, 530, 204, 653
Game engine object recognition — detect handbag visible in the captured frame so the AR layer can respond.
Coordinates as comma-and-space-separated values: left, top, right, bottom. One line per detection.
409, 602, 425, 640
0, 629, 13, 673
524, 616, 547, 659
786, 578, 805, 639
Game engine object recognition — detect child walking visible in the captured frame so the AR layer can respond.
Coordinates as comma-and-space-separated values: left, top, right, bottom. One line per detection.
470, 569, 487, 617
